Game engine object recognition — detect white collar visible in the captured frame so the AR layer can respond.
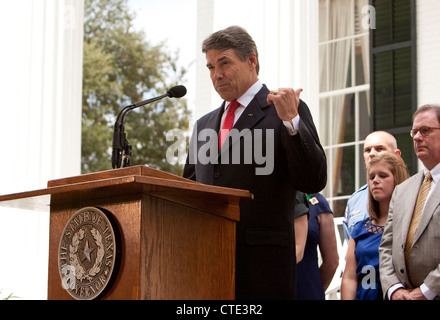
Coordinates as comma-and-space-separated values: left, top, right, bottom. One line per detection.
424, 162, 440, 183
226, 80, 263, 109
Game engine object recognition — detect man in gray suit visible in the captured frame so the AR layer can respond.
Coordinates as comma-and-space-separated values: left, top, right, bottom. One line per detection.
379, 104, 440, 300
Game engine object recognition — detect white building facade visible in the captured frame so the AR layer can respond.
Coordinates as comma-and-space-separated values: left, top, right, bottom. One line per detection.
0, 0, 439, 300
0, 0, 84, 299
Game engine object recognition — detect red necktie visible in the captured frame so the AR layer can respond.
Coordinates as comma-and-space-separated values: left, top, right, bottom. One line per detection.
219, 100, 240, 149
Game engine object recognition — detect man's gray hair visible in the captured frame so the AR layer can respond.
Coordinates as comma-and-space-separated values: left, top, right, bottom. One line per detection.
413, 104, 440, 123
202, 25, 260, 75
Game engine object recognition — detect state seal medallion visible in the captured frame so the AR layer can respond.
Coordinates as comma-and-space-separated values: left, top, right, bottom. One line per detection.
58, 207, 120, 300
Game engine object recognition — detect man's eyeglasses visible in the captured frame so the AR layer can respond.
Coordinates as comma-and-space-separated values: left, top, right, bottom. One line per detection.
409, 126, 440, 138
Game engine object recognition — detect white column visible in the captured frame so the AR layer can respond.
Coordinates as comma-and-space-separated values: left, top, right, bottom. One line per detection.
0, 0, 84, 299
417, 0, 440, 107
416, 0, 440, 172
194, 0, 215, 121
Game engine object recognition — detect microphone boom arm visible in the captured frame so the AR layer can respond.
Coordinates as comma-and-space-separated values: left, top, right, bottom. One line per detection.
111, 86, 186, 169
117, 93, 169, 125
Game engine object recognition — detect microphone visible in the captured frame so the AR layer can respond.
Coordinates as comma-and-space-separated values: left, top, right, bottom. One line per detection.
167, 85, 187, 98
112, 85, 187, 169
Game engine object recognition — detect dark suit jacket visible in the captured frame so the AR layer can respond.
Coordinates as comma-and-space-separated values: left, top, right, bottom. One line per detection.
183, 84, 327, 299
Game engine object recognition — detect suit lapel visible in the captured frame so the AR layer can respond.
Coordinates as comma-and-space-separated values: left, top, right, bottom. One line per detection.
399, 172, 424, 246
234, 86, 269, 132
208, 102, 225, 133
218, 86, 270, 156
195, 104, 224, 185
413, 175, 440, 244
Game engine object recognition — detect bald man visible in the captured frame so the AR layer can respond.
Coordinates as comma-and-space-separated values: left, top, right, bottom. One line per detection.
343, 131, 402, 241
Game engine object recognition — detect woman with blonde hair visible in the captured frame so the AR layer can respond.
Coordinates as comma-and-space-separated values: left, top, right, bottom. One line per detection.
341, 153, 409, 300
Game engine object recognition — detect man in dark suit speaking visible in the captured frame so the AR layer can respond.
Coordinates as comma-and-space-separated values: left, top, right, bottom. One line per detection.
183, 26, 327, 299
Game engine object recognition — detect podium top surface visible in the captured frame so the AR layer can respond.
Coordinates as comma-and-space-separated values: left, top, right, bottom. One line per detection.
0, 166, 252, 220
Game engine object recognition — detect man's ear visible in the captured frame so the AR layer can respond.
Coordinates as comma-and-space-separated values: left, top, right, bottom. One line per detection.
248, 53, 257, 70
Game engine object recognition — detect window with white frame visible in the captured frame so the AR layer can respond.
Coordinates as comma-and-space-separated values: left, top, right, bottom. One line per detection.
318, 0, 371, 217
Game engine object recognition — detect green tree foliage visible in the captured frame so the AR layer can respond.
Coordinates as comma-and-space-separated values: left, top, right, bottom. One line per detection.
82, 0, 191, 174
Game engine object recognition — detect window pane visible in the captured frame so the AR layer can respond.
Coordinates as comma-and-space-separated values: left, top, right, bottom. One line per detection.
319, 0, 328, 42
358, 142, 367, 186
328, 0, 354, 40
328, 39, 352, 91
320, 95, 356, 146
355, 0, 370, 35
319, 44, 328, 92
331, 198, 348, 218
359, 91, 371, 140
319, 97, 331, 146
330, 145, 356, 198
339, 94, 355, 143
334, 94, 355, 145
355, 35, 370, 86
322, 148, 331, 199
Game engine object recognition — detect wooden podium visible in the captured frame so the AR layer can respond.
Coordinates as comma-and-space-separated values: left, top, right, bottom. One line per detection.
0, 166, 252, 300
